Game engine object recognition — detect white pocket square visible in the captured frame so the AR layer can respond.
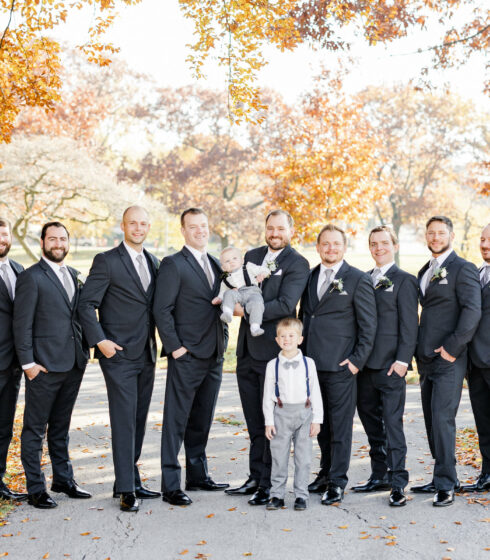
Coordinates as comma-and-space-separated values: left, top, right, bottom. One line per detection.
385, 285, 394, 292
339, 291, 348, 295
273, 269, 282, 276
439, 279, 448, 285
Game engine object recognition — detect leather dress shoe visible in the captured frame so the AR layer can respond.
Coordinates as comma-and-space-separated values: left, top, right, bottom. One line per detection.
248, 486, 270, 506
266, 497, 285, 510
321, 484, 344, 506
120, 492, 139, 512
27, 491, 57, 509
308, 475, 329, 494
162, 489, 192, 506
113, 486, 161, 499
460, 473, 490, 493
51, 480, 91, 499
389, 488, 407, 507
351, 477, 391, 493
410, 481, 436, 493
294, 497, 307, 511
225, 478, 259, 496
433, 489, 454, 507
0, 486, 28, 502
185, 478, 229, 491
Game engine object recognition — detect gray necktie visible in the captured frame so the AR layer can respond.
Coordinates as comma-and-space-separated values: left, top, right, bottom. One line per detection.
482, 265, 490, 288
0, 263, 14, 300
371, 268, 381, 288
318, 269, 333, 300
201, 254, 214, 288
422, 259, 437, 295
136, 254, 150, 291
60, 266, 74, 301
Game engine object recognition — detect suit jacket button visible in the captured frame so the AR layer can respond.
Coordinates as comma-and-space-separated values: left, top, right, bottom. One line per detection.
311, 315, 315, 318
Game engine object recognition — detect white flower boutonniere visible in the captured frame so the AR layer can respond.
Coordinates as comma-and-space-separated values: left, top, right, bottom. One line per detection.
330, 278, 344, 293
431, 267, 448, 282
77, 273, 87, 287
266, 260, 277, 273
375, 276, 393, 290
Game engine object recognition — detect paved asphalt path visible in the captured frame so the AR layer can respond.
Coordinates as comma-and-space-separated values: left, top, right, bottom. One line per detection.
2, 364, 489, 560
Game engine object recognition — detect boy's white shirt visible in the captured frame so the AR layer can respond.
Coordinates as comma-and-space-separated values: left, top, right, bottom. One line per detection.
218, 261, 271, 299
262, 349, 323, 426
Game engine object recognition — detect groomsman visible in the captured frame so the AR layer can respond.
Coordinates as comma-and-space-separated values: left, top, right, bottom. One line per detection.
226, 210, 309, 505
78, 206, 160, 512
14, 222, 90, 509
352, 226, 418, 507
462, 223, 490, 492
0, 217, 26, 502
153, 208, 229, 506
412, 216, 481, 506
300, 224, 377, 505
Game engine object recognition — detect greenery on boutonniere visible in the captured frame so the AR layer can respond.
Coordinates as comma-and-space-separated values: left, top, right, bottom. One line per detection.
431, 266, 448, 282
77, 272, 86, 287
329, 278, 344, 293
375, 275, 393, 290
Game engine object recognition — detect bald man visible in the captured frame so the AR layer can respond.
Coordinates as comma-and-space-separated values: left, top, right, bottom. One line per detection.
78, 206, 160, 512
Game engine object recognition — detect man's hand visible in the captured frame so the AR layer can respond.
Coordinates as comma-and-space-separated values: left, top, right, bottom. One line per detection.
172, 346, 188, 360
233, 303, 244, 317
25, 364, 48, 380
387, 362, 408, 377
97, 339, 123, 359
434, 346, 456, 363
339, 359, 359, 375
265, 425, 276, 441
211, 297, 222, 305
256, 273, 267, 283
310, 423, 321, 437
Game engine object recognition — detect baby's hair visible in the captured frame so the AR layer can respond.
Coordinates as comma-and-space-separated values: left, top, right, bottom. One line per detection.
276, 317, 303, 336
220, 246, 242, 258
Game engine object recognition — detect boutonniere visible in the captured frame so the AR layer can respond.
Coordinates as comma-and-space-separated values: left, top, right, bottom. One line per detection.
266, 260, 277, 273
77, 272, 87, 287
431, 267, 448, 282
375, 276, 393, 290
329, 278, 344, 293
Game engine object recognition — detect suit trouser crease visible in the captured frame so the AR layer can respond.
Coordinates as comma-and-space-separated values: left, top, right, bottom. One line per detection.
222, 287, 265, 327
467, 366, 490, 473
0, 367, 22, 484
270, 403, 312, 501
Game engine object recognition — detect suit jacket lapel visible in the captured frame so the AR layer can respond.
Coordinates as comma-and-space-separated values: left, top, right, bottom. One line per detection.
182, 246, 213, 292
118, 243, 147, 299
143, 249, 158, 299
308, 265, 320, 309
68, 266, 80, 310
0, 275, 9, 299
208, 254, 222, 295
10, 260, 23, 276
39, 259, 72, 308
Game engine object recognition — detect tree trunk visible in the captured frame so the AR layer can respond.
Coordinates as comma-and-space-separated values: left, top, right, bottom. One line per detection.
13, 227, 38, 262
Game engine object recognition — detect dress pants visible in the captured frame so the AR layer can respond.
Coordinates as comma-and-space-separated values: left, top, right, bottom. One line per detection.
317, 368, 357, 489
161, 352, 222, 492
101, 347, 155, 493
417, 354, 467, 491
236, 354, 271, 487
467, 366, 490, 474
357, 367, 408, 488
21, 366, 84, 494
0, 364, 22, 488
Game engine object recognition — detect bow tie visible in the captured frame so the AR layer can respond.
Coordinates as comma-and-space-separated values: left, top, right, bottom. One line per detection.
283, 360, 299, 370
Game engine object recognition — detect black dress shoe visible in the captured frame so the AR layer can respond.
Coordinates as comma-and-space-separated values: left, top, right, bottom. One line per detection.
225, 478, 259, 496
294, 497, 307, 511
410, 481, 436, 493
266, 497, 285, 510
0, 486, 28, 502
120, 492, 139, 512
433, 489, 454, 507
352, 477, 391, 493
389, 488, 407, 507
248, 486, 270, 506
308, 475, 329, 494
460, 473, 490, 493
27, 491, 57, 509
51, 480, 92, 499
162, 489, 192, 506
185, 478, 230, 491
113, 486, 161, 499
321, 484, 344, 505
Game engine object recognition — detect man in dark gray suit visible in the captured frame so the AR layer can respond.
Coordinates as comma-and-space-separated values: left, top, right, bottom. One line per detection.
300, 224, 377, 505
226, 210, 309, 506
78, 206, 160, 512
352, 226, 418, 507
412, 216, 481, 506
462, 223, 490, 493
14, 222, 90, 509
0, 217, 27, 502
153, 208, 229, 506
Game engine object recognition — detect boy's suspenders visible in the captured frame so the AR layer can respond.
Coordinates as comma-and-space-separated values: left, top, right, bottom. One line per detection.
274, 357, 311, 408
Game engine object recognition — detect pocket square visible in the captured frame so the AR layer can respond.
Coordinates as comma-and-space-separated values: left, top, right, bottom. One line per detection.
273, 269, 282, 276
385, 285, 394, 292
339, 291, 348, 295
438, 279, 448, 285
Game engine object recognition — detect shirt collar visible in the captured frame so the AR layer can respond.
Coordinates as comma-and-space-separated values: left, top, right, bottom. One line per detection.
376, 261, 395, 276
42, 255, 67, 273
0, 256, 10, 267
432, 248, 453, 268
185, 244, 208, 263
321, 259, 344, 277
123, 240, 144, 261
278, 349, 303, 364
265, 247, 284, 262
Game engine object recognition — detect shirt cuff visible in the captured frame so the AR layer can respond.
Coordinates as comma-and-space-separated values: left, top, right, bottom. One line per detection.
396, 360, 408, 367
22, 363, 36, 371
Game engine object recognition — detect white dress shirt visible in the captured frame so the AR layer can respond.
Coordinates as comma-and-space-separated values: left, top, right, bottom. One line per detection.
185, 244, 215, 284
123, 241, 151, 286
0, 257, 17, 296
317, 259, 344, 298
261, 247, 284, 267
420, 248, 453, 296
263, 349, 323, 426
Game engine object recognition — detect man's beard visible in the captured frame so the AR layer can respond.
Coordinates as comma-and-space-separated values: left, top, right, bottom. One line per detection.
0, 243, 11, 259
429, 241, 451, 255
43, 247, 68, 263
266, 236, 289, 251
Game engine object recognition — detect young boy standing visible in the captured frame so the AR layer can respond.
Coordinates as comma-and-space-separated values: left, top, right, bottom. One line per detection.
263, 318, 323, 510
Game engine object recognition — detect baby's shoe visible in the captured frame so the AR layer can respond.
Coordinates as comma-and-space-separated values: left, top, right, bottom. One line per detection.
220, 310, 233, 323
250, 324, 264, 337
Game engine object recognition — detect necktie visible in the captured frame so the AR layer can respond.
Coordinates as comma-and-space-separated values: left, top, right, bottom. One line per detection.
0, 263, 14, 300
371, 268, 381, 288
283, 360, 299, 370
136, 254, 150, 291
423, 259, 437, 295
482, 265, 490, 288
201, 254, 214, 288
60, 266, 74, 301
318, 268, 333, 300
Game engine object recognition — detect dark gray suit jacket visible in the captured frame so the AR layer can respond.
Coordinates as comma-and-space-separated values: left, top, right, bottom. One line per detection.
153, 246, 226, 359
0, 259, 24, 370
236, 245, 310, 362
416, 251, 481, 362
13, 259, 88, 372
365, 264, 419, 370
300, 261, 377, 372
469, 269, 490, 368
77, 243, 159, 362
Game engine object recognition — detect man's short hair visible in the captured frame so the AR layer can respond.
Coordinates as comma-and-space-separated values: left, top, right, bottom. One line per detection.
41, 221, 69, 241
426, 215, 453, 232
369, 225, 398, 245
276, 317, 303, 336
265, 209, 294, 228
181, 207, 207, 227
0, 217, 12, 233
317, 224, 347, 246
